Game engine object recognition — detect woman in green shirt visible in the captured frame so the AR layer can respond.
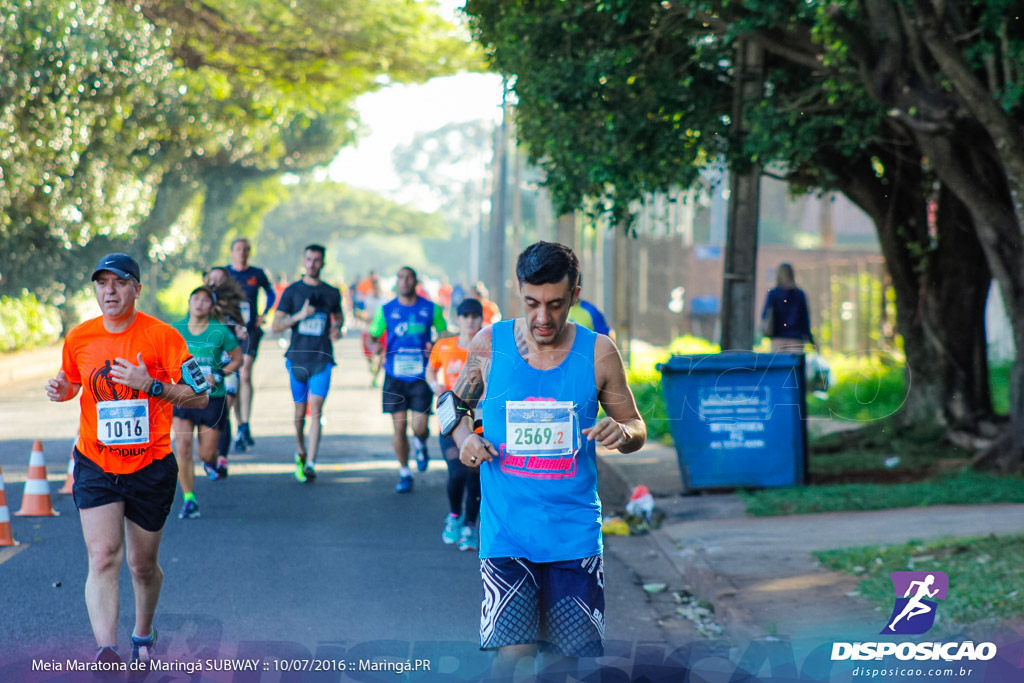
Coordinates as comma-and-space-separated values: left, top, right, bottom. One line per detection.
171, 286, 242, 519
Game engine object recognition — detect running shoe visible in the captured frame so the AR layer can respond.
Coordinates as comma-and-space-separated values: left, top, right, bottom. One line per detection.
94, 644, 122, 679
177, 499, 200, 519
304, 460, 317, 481
203, 462, 221, 481
130, 627, 157, 665
413, 436, 429, 472
94, 645, 121, 666
241, 423, 255, 447
215, 456, 229, 479
233, 429, 248, 453
294, 453, 307, 483
442, 514, 462, 545
394, 474, 413, 493
458, 525, 479, 552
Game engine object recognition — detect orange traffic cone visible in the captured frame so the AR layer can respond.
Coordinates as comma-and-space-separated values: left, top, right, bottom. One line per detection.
0, 463, 18, 546
15, 441, 59, 517
59, 452, 75, 494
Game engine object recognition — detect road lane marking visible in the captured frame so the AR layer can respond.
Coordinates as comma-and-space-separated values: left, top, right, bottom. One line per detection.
0, 544, 27, 565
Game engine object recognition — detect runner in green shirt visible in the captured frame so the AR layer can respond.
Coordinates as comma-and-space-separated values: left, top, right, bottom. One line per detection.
171, 286, 242, 519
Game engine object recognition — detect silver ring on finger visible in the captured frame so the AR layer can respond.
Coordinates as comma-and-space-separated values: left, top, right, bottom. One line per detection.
470, 456, 478, 463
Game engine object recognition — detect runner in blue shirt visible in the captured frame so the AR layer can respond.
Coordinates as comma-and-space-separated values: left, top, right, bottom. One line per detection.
446, 241, 646, 678
368, 266, 448, 493
225, 237, 276, 452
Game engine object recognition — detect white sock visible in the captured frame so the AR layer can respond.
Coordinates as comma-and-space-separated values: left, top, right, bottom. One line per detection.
399, 466, 412, 477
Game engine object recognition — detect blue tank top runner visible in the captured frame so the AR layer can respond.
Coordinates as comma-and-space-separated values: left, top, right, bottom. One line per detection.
380, 296, 442, 382
479, 320, 602, 562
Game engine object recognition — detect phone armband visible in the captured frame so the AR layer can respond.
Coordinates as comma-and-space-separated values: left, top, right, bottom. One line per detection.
437, 390, 472, 437
181, 358, 211, 394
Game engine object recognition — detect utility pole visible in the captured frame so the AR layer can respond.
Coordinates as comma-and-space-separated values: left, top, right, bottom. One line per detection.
487, 80, 509, 301
719, 40, 765, 351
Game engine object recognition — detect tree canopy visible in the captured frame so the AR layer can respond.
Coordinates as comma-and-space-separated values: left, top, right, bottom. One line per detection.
465, 0, 1024, 463
0, 0, 477, 314
255, 180, 446, 278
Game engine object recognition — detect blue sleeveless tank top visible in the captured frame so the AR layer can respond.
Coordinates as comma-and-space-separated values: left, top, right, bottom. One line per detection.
479, 320, 602, 561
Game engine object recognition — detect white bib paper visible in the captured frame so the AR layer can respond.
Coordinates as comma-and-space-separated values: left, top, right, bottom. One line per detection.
96, 399, 150, 446
504, 400, 575, 457
240, 301, 251, 324
393, 350, 425, 377
297, 313, 326, 336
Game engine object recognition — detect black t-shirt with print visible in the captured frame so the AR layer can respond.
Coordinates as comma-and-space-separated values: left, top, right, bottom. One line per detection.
277, 280, 343, 375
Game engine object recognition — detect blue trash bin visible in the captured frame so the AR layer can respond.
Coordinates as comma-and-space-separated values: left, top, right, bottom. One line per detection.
656, 352, 807, 492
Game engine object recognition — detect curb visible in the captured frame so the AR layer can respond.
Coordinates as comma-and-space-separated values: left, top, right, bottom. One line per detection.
648, 524, 762, 643
596, 450, 632, 511
599, 447, 765, 643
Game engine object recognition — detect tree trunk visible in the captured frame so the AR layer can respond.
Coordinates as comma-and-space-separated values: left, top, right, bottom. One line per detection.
823, 141, 993, 430
915, 131, 1024, 470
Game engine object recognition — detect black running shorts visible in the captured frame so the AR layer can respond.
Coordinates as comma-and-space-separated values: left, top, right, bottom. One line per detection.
72, 449, 178, 532
382, 375, 433, 414
173, 395, 227, 431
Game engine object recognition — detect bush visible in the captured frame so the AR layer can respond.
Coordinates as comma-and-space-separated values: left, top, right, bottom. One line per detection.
990, 361, 1012, 416
806, 352, 907, 422
0, 292, 62, 352
627, 336, 721, 444
156, 270, 204, 321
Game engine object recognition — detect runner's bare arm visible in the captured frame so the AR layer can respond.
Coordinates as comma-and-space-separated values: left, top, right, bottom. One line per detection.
221, 346, 243, 376
583, 335, 647, 453
46, 370, 81, 402
452, 326, 498, 467
329, 311, 344, 340
109, 354, 209, 409
271, 309, 290, 334
272, 299, 313, 333
452, 326, 492, 410
425, 363, 443, 396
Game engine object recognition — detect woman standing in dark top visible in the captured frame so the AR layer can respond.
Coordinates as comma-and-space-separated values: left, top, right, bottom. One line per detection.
761, 263, 815, 352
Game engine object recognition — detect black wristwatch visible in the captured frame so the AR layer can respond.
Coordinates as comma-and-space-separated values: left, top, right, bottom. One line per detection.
149, 379, 164, 397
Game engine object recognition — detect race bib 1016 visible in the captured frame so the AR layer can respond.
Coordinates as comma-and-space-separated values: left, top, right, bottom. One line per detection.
96, 399, 150, 446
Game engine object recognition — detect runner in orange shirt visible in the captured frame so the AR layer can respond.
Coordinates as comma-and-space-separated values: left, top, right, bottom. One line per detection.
472, 282, 502, 324
426, 298, 485, 551
46, 253, 210, 668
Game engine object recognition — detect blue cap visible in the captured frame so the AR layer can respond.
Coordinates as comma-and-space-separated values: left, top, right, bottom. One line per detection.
91, 253, 141, 282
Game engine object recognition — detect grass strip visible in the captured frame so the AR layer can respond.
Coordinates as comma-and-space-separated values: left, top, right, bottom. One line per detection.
816, 533, 1024, 632
738, 471, 1024, 517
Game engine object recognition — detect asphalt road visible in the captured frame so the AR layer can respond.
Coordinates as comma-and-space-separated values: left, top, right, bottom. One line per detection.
0, 334, 688, 681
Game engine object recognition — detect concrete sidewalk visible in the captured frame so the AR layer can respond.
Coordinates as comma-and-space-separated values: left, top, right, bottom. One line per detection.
597, 442, 1024, 656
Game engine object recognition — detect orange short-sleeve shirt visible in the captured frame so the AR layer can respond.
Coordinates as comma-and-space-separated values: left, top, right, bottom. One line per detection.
62, 312, 192, 474
427, 336, 469, 392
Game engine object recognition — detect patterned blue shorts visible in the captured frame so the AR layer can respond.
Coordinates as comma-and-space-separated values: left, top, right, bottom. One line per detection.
479, 555, 604, 657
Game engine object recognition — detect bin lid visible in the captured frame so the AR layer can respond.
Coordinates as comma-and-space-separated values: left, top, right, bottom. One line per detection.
656, 352, 802, 374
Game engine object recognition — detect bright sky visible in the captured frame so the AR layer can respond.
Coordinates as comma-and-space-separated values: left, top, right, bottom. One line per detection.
326, 1, 502, 206
326, 72, 502, 199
